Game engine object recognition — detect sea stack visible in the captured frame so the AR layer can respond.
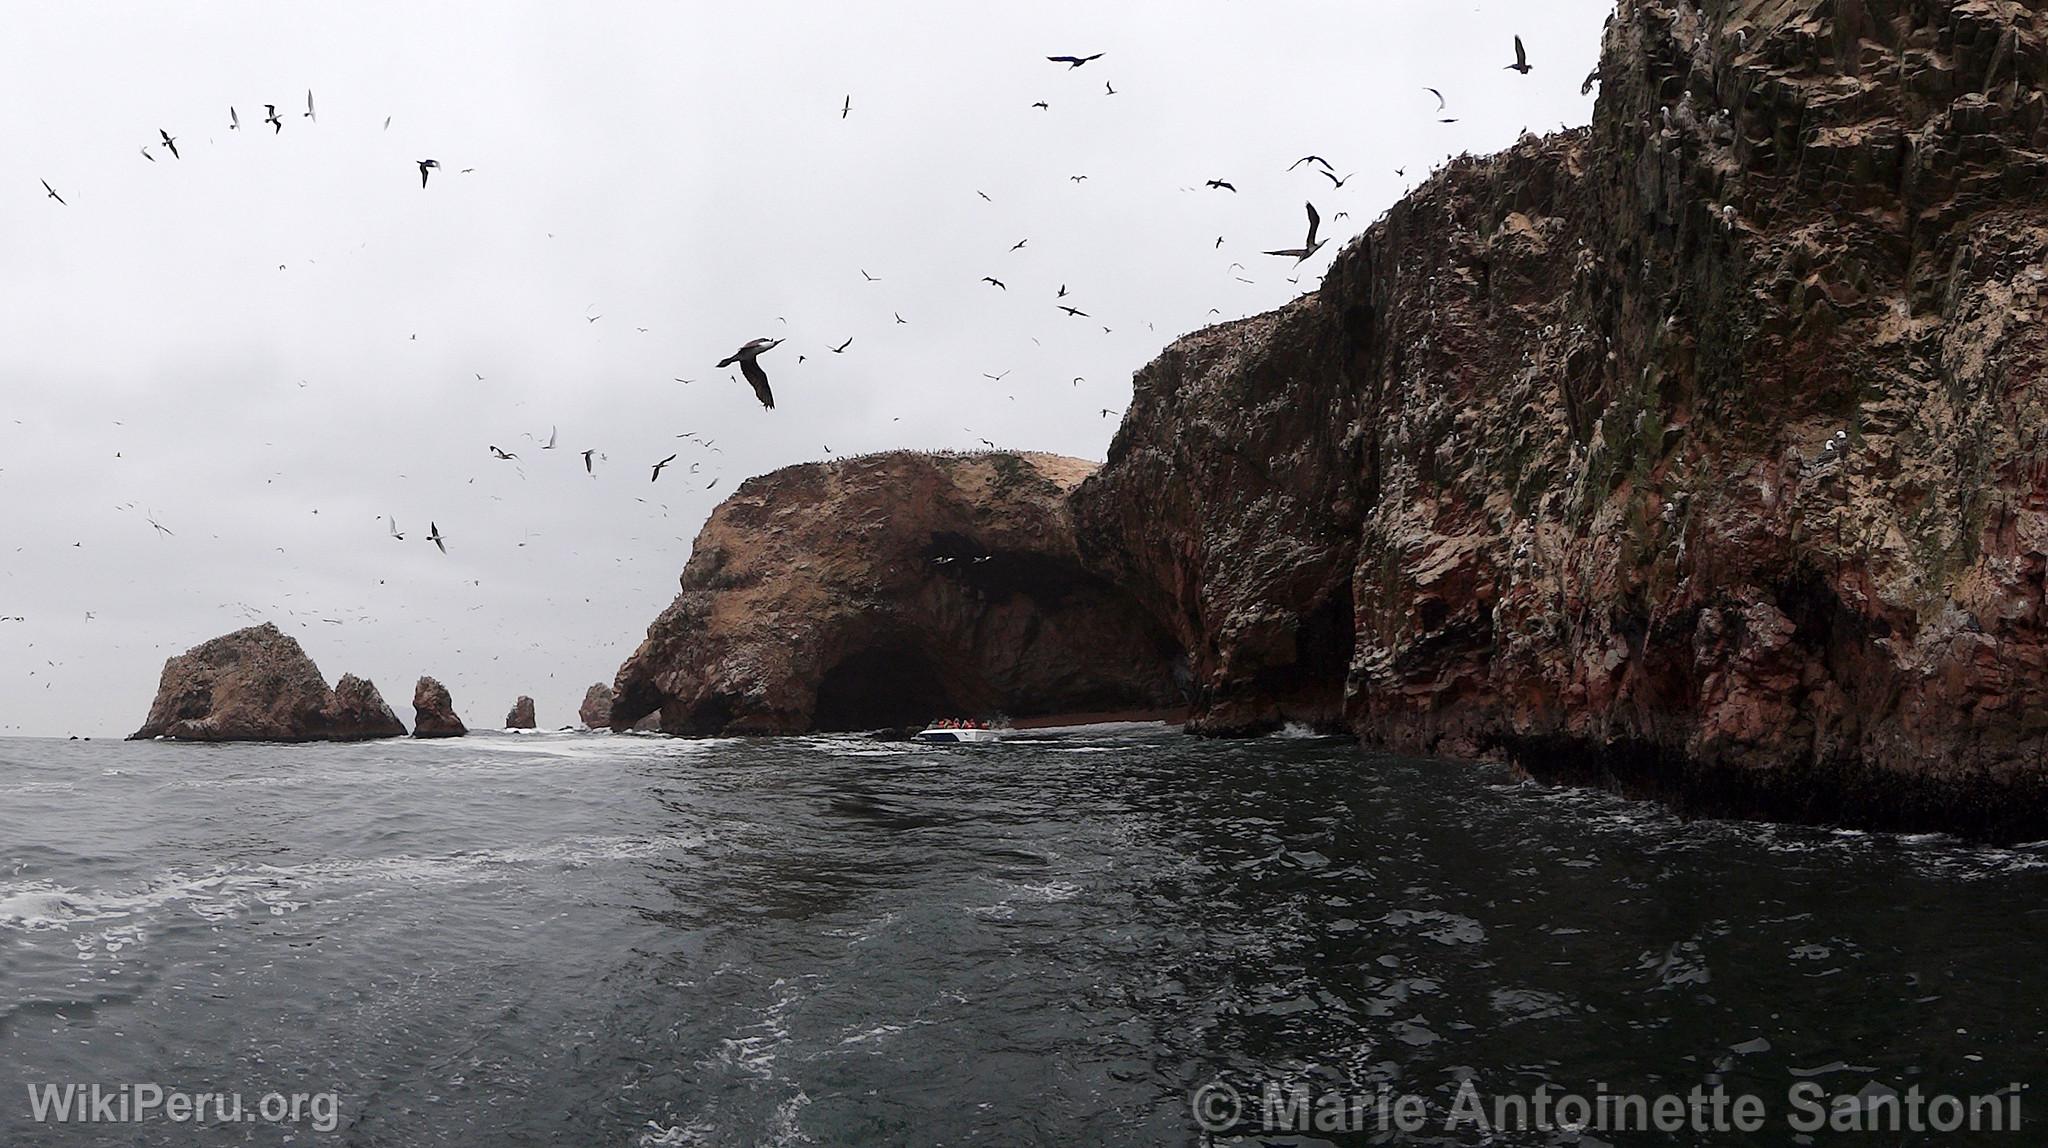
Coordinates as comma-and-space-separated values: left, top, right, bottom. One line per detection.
579, 683, 614, 729
506, 696, 537, 729
412, 676, 466, 738
128, 622, 406, 742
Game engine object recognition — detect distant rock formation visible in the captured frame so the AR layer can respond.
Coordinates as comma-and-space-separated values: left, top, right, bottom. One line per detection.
411, 676, 466, 739
579, 683, 614, 729
506, 696, 537, 729
328, 674, 407, 739
610, 451, 1184, 734
128, 622, 406, 742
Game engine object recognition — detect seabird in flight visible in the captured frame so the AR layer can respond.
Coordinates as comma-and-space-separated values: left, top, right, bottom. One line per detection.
651, 454, 677, 482
305, 89, 318, 120
1507, 35, 1532, 74
228, 107, 239, 131
427, 522, 446, 554
1206, 179, 1236, 191
1288, 155, 1334, 172
41, 180, 64, 205
714, 337, 783, 409
1263, 201, 1324, 263
581, 449, 596, 474
1047, 53, 1103, 68
830, 337, 853, 353
417, 159, 440, 187
264, 104, 283, 133
158, 130, 179, 159
982, 277, 1007, 289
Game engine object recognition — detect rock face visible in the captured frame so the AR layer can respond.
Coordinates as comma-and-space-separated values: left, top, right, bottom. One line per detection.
1070, 0, 2048, 837
506, 696, 537, 729
412, 676, 466, 738
611, 451, 1185, 734
579, 683, 614, 729
129, 623, 406, 742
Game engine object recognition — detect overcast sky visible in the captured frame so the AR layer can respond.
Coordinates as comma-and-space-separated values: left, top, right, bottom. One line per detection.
0, 1, 1607, 738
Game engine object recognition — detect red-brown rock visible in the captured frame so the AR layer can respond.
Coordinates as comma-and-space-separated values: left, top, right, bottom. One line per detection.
412, 676, 466, 738
610, 451, 1185, 734
505, 696, 537, 729
128, 623, 406, 742
579, 683, 614, 729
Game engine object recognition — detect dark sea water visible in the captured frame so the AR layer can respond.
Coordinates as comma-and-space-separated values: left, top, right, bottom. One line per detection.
1, 726, 2044, 1146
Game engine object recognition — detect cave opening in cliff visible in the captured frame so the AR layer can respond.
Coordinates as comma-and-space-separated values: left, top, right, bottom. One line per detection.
813, 647, 959, 731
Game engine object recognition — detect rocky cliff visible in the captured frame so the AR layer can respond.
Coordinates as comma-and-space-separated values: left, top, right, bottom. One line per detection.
130, 623, 406, 742
610, 0, 2048, 836
610, 451, 1185, 734
506, 696, 537, 730
1072, 0, 2048, 836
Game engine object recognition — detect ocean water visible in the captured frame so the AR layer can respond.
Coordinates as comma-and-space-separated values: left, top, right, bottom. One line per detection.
0, 726, 2043, 1146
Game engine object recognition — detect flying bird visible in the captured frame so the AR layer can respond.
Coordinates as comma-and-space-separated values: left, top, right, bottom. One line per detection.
1030, 101, 1050, 110
841, 94, 851, 118
1263, 201, 1325, 263
1581, 68, 1601, 95
158, 130, 179, 159
1057, 284, 1068, 297
139, 146, 154, 162
714, 337, 783, 409
1047, 53, 1103, 68
1058, 305, 1089, 317
1424, 88, 1447, 112
228, 107, 239, 131
305, 89, 317, 120
1321, 170, 1355, 188
1288, 156, 1334, 172
427, 522, 446, 554
830, 337, 853, 353
489, 445, 518, 460
1206, 179, 1236, 192
894, 312, 907, 324
651, 454, 677, 482
982, 277, 1007, 290
40, 180, 64, 205
1010, 239, 1028, 251
1069, 174, 1088, 182
386, 517, 405, 541
1105, 81, 1117, 95
264, 104, 283, 133
860, 269, 880, 281
976, 190, 992, 201
541, 426, 558, 449
581, 449, 596, 474
1507, 35, 1532, 74
417, 159, 440, 187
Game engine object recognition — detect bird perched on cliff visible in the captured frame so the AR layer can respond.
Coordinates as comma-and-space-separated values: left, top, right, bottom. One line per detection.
1263, 201, 1324, 263
714, 337, 783, 409
1206, 179, 1236, 192
651, 454, 677, 482
41, 180, 64, 205
427, 522, 446, 554
417, 159, 440, 187
1047, 53, 1102, 68
264, 104, 283, 133
158, 130, 180, 159
1507, 35, 1532, 74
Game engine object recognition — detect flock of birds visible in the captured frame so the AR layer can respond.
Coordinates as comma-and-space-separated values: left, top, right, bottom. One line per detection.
11, 26, 1558, 704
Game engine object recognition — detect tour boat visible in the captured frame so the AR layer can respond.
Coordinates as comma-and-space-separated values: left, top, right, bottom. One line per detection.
914, 724, 1004, 744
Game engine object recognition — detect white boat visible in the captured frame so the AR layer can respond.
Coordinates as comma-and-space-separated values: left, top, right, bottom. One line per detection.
914, 725, 1003, 744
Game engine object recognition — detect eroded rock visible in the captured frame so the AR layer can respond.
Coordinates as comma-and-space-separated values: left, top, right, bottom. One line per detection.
129, 623, 405, 742
412, 676, 466, 739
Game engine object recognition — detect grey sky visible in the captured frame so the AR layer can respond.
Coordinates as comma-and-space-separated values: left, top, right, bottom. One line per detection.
0, 2, 1606, 737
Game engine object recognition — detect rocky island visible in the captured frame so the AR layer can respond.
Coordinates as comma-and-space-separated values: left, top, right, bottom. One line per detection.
611, 0, 2048, 838
129, 623, 406, 742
